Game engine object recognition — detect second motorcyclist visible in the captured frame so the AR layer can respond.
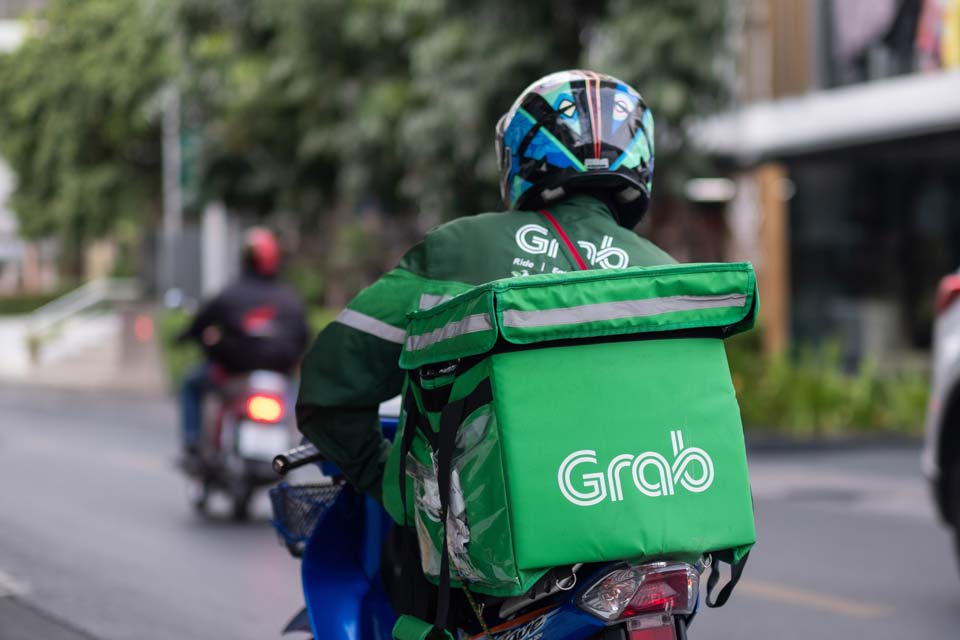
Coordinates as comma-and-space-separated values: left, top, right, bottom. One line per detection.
179, 227, 310, 467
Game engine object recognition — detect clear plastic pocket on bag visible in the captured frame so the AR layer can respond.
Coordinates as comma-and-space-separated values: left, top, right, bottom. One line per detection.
405, 453, 443, 578
406, 449, 485, 583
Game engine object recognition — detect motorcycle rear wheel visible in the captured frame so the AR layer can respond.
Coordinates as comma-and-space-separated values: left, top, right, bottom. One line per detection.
188, 479, 210, 515
231, 487, 253, 522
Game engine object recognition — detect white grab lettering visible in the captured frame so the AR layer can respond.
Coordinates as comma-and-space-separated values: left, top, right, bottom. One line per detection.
577, 236, 630, 269
515, 224, 559, 258
558, 430, 715, 506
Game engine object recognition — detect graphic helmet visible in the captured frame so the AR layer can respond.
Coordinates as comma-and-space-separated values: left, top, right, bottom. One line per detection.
495, 70, 655, 228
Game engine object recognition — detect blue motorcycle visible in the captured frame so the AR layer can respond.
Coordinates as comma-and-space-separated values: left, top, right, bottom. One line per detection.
270, 407, 708, 640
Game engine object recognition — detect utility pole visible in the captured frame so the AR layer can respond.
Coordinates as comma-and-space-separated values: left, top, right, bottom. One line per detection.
161, 86, 182, 295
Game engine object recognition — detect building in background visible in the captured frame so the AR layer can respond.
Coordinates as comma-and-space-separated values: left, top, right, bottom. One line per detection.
698, 0, 960, 365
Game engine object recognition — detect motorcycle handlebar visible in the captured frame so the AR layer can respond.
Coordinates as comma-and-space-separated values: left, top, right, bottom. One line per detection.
273, 443, 323, 476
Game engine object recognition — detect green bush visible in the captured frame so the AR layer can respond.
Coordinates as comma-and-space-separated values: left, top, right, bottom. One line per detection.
727, 332, 929, 437
0, 290, 73, 315
308, 307, 339, 335
286, 261, 326, 309
156, 309, 202, 391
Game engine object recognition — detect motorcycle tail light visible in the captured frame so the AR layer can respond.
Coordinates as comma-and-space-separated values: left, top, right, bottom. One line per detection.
578, 562, 698, 623
578, 568, 641, 621
627, 616, 678, 640
621, 564, 698, 618
247, 394, 284, 423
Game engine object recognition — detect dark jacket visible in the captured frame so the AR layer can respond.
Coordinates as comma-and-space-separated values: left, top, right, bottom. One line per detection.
183, 274, 309, 373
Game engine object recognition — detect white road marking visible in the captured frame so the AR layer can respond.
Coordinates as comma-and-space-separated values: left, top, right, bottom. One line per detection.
738, 578, 893, 619
0, 569, 29, 597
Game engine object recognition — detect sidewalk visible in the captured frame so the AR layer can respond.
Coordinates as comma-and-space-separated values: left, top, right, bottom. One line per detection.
0, 312, 167, 394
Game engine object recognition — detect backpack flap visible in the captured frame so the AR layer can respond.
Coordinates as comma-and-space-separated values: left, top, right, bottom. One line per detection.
495, 262, 757, 345
399, 262, 758, 371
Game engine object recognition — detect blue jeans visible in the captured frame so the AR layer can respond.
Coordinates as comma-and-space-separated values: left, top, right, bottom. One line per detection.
180, 362, 213, 450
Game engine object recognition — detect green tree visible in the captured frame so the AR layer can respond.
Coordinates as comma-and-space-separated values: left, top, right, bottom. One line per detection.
179, 0, 729, 222
0, 0, 729, 286
175, 0, 729, 304
588, 0, 730, 194
0, 0, 173, 270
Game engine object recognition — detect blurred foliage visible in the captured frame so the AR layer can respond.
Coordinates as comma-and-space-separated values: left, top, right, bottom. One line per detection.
156, 308, 198, 390
177, 0, 730, 222
0, 0, 173, 269
0, 289, 73, 315
727, 332, 929, 437
284, 261, 326, 309
307, 306, 339, 336
0, 0, 728, 285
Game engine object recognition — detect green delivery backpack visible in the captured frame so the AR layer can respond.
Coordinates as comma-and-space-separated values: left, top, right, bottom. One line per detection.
383, 263, 758, 626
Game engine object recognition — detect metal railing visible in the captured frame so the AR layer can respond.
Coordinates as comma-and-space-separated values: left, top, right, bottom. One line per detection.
27, 278, 141, 336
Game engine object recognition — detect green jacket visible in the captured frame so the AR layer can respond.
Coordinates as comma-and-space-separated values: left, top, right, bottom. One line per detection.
296, 195, 676, 500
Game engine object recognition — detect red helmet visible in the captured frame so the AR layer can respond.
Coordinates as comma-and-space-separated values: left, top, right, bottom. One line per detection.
243, 227, 281, 277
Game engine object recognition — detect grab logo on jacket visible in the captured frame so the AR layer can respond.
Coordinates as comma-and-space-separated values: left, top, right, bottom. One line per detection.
576, 237, 629, 269
557, 430, 714, 507
515, 224, 560, 258
514, 224, 629, 269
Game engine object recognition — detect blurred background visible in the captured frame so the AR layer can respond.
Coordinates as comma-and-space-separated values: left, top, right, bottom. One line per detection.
1, 1, 960, 639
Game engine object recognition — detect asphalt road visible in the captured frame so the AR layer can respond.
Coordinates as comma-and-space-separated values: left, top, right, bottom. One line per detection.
0, 386, 308, 640
710, 445, 960, 638
1, 387, 959, 639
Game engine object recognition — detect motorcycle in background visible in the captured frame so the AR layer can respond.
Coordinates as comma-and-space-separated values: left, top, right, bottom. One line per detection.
184, 369, 294, 520
269, 401, 703, 640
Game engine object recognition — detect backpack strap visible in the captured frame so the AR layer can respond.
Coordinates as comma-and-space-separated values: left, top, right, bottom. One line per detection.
396, 382, 449, 618
705, 550, 750, 608
393, 615, 454, 640
419, 381, 455, 414
397, 387, 424, 527
433, 379, 493, 630
539, 209, 589, 270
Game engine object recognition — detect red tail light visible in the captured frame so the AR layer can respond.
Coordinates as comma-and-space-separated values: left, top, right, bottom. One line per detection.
246, 394, 284, 423
578, 562, 698, 623
628, 617, 678, 640
936, 274, 960, 315
621, 566, 697, 618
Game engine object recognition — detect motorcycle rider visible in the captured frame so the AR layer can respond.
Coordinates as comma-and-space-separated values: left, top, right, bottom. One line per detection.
179, 227, 309, 465
296, 70, 675, 620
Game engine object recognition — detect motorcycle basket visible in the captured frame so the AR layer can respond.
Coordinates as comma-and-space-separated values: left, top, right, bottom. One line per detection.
269, 482, 342, 553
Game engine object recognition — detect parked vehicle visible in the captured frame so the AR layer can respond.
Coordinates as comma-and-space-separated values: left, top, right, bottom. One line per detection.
925, 272, 960, 569
269, 404, 704, 640
183, 369, 294, 520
